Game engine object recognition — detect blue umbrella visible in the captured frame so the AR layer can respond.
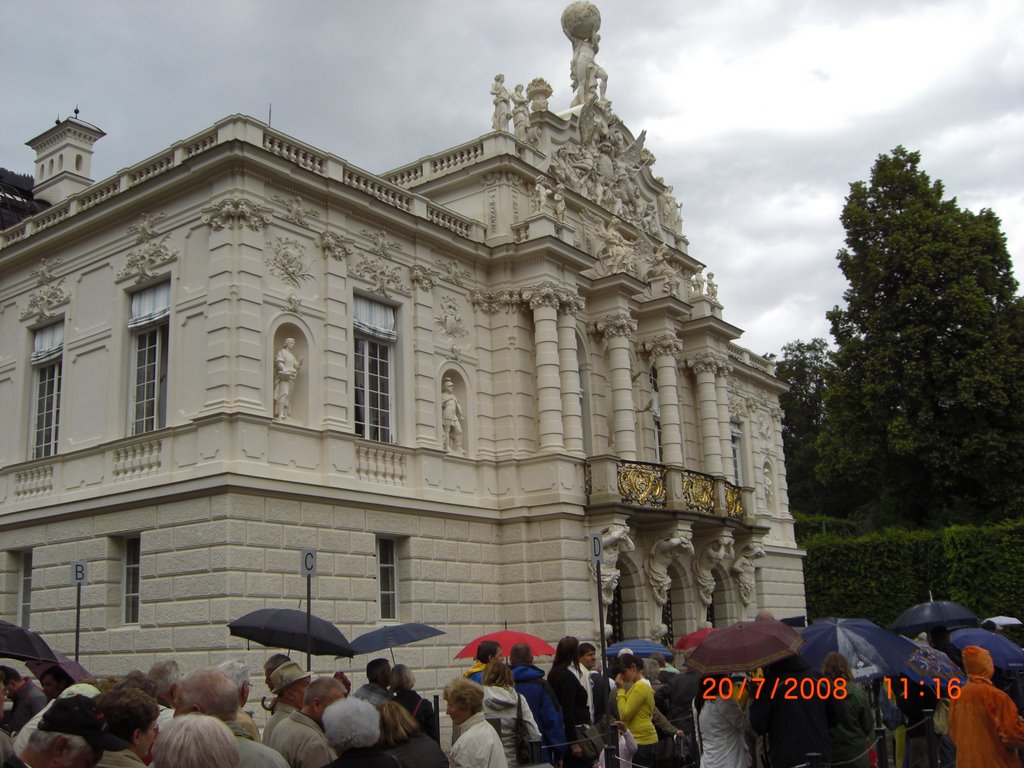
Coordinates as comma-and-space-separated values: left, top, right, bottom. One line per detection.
902, 642, 964, 684
606, 639, 675, 659
350, 623, 445, 656
890, 600, 979, 635
951, 628, 1024, 671
800, 618, 917, 681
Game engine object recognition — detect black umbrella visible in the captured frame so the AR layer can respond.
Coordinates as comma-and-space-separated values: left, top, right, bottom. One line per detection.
228, 609, 355, 660
350, 623, 445, 656
0, 618, 59, 663
800, 618, 916, 680
891, 600, 979, 636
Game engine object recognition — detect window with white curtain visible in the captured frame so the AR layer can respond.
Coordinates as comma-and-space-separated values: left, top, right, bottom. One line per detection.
129, 284, 170, 434
354, 296, 396, 443
31, 323, 64, 458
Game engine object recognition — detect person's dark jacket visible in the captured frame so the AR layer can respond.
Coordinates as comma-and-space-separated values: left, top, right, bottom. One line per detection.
590, 669, 612, 723
384, 732, 448, 768
894, 676, 940, 739
513, 664, 566, 760
748, 655, 843, 768
3, 682, 47, 735
393, 689, 439, 742
656, 669, 700, 733
549, 665, 592, 757
324, 745, 401, 768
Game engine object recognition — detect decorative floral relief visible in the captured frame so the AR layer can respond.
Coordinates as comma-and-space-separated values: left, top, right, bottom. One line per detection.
318, 230, 357, 262
434, 295, 468, 342
273, 196, 320, 227
410, 264, 440, 291
128, 212, 167, 243
361, 230, 402, 260
285, 293, 302, 313
435, 259, 470, 287
116, 239, 178, 283
201, 198, 273, 231
266, 237, 315, 288
350, 256, 409, 298
20, 258, 69, 323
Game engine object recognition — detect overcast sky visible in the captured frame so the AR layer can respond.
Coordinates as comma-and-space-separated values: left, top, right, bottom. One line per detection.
3, 0, 1021, 356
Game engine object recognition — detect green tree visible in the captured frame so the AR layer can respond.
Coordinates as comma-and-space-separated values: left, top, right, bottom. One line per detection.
819, 146, 1024, 527
775, 338, 838, 516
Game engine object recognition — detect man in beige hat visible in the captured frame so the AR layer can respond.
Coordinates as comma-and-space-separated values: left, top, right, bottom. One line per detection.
261, 662, 311, 745
263, 677, 345, 768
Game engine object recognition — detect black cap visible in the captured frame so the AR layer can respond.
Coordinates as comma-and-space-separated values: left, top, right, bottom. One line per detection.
39, 694, 131, 752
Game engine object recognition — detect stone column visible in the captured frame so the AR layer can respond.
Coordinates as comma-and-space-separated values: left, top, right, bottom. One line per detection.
524, 282, 565, 451
645, 333, 684, 466
688, 352, 725, 476
558, 290, 585, 454
593, 313, 638, 460
716, 363, 735, 481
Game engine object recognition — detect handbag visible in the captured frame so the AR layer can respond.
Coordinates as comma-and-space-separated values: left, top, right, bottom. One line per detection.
576, 723, 604, 761
514, 693, 532, 764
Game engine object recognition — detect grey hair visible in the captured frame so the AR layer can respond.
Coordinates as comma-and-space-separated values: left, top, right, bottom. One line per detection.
148, 660, 181, 697
216, 660, 250, 692
263, 653, 291, 673
323, 697, 380, 750
390, 664, 416, 692
176, 668, 239, 722
153, 714, 239, 768
304, 676, 346, 706
27, 729, 96, 761
642, 658, 661, 681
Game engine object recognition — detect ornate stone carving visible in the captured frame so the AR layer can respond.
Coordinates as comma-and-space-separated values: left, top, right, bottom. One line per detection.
273, 195, 319, 227
434, 295, 468, 359
645, 243, 684, 297
273, 337, 303, 420
646, 526, 695, 606
441, 377, 464, 453
588, 313, 635, 340
590, 522, 635, 606
643, 333, 683, 361
659, 186, 684, 234
527, 77, 553, 112
694, 534, 734, 606
435, 259, 471, 287
531, 175, 551, 214
521, 282, 562, 311
361, 230, 402, 261
552, 185, 567, 224
410, 264, 439, 291
117, 212, 177, 284
731, 542, 766, 607
318, 230, 357, 262
350, 256, 410, 298
688, 351, 728, 376
591, 215, 640, 277
20, 258, 69, 323
562, 2, 608, 107
471, 289, 519, 315
490, 74, 511, 132
201, 198, 273, 231
706, 272, 719, 302
266, 238, 314, 288
511, 84, 530, 142
284, 293, 302, 314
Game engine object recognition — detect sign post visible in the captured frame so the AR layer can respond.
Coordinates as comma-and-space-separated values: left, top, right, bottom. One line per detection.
70, 561, 87, 661
588, 533, 616, 767
300, 549, 317, 671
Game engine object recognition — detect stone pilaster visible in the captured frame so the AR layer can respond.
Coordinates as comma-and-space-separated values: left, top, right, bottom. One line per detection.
524, 283, 564, 452
716, 363, 735, 481
558, 291, 585, 455
591, 314, 638, 460
688, 352, 725, 476
644, 333, 684, 466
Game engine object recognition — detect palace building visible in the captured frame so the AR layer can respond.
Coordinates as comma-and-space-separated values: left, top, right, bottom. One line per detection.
0, 3, 805, 686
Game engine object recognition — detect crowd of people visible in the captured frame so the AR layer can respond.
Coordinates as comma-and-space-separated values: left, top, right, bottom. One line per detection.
2, 622, 1024, 768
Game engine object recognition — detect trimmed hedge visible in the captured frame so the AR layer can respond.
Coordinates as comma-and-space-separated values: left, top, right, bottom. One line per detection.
793, 512, 862, 544
803, 519, 1024, 631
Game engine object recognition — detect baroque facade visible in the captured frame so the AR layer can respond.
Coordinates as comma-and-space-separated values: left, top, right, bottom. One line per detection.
0, 3, 804, 689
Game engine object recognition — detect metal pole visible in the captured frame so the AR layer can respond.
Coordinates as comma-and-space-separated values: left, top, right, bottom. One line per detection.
923, 708, 937, 768
74, 583, 82, 662
872, 679, 890, 768
306, 574, 312, 671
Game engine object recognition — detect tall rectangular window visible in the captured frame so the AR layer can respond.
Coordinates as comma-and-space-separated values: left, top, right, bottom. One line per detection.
649, 367, 662, 463
124, 537, 141, 624
31, 323, 64, 458
731, 422, 745, 486
129, 284, 170, 434
377, 537, 397, 621
18, 551, 33, 628
354, 297, 396, 443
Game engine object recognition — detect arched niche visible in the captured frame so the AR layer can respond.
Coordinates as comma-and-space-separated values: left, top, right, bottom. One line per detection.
271, 323, 310, 424
438, 367, 469, 454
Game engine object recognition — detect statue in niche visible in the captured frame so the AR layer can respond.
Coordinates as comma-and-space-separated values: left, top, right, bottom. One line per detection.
441, 378, 464, 453
511, 84, 530, 142
646, 529, 694, 606
491, 74, 511, 131
273, 338, 304, 420
598, 523, 635, 606
694, 536, 733, 606
763, 462, 774, 507
731, 543, 766, 607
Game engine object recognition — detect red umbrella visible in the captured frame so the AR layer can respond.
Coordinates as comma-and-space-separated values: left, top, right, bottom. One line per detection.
675, 627, 716, 650
454, 630, 556, 659
686, 620, 804, 674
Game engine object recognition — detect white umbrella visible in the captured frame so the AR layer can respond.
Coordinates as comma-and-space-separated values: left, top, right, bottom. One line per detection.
984, 616, 1023, 628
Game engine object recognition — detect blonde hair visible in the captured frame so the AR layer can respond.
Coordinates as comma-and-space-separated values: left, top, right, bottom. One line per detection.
443, 677, 483, 713
378, 700, 421, 747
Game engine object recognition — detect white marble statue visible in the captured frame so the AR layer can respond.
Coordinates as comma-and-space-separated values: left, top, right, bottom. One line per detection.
646, 529, 695, 606
694, 535, 733, 607
552, 185, 567, 224
646, 243, 682, 297
706, 272, 719, 302
596, 217, 635, 275
562, 2, 608, 107
691, 270, 706, 297
598, 522, 635, 606
731, 543, 766, 608
273, 338, 303, 420
511, 84, 530, 142
531, 176, 551, 214
491, 74, 511, 132
441, 378, 464, 453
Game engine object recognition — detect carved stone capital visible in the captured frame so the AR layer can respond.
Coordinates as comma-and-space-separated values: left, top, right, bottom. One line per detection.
472, 289, 520, 315
687, 351, 728, 375
588, 313, 636, 340
643, 333, 683, 361
521, 281, 562, 311
202, 198, 273, 231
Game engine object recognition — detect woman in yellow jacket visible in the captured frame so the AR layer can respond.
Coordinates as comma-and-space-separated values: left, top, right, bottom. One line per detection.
614, 654, 658, 768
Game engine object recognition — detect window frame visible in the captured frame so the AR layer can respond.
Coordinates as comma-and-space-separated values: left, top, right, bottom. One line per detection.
730, 422, 745, 487
30, 323, 64, 459
377, 537, 398, 621
18, 550, 33, 628
128, 284, 170, 435
353, 297, 397, 444
123, 536, 141, 625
